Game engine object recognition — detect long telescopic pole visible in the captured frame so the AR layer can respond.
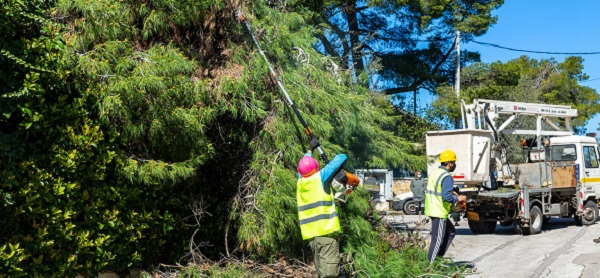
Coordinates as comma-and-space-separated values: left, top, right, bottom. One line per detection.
237, 10, 329, 163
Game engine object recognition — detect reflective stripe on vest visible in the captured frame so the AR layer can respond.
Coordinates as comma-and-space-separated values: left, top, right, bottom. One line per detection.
298, 200, 334, 212
297, 172, 341, 240
425, 190, 443, 196
298, 211, 338, 225
424, 167, 452, 219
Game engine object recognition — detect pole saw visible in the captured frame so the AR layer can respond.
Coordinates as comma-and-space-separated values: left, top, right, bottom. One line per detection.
235, 9, 329, 163
235, 9, 361, 198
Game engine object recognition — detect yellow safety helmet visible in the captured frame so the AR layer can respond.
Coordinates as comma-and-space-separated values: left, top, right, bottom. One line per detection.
439, 150, 457, 163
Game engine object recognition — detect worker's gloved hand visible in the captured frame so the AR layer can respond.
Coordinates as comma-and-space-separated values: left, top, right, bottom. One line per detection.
331, 178, 348, 203
309, 137, 320, 152
331, 179, 346, 193
334, 191, 348, 203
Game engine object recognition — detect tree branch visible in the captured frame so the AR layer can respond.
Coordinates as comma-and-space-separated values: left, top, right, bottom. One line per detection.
316, 33, 338, 58
323, 18, 351, 69
382, 39, 456, 95
346, 0, 364, 71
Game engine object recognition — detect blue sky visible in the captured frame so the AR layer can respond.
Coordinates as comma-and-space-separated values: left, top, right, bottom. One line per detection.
417, 0, 600, 133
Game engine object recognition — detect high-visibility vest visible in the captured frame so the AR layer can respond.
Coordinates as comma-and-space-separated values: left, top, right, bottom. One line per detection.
424, 167, 452, 219
297, 172, 341, 240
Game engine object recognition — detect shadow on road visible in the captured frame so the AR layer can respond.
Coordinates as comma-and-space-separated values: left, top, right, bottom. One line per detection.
542, 217, 580, 230
454, 225, 514, 236
385, 215, 597, 238
454, 217, 582, 236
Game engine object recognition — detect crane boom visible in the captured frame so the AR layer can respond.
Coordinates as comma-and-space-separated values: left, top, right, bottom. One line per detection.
462, 99, 577, 135
477, 99, 578, 117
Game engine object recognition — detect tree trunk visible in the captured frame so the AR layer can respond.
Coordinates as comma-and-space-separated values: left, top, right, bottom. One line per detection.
345, 0, 364, 72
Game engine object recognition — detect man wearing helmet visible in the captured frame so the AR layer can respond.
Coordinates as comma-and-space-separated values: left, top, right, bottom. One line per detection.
425, 150, 467, 263
296, 137, 348, 278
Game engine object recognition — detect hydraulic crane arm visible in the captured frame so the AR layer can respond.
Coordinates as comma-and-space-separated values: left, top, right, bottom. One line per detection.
462, 99, 577, 137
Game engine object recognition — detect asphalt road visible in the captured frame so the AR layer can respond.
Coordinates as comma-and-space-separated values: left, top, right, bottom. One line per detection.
385, 214, 600, 278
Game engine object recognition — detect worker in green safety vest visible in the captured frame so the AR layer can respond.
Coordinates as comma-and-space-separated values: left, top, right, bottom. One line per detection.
424, 149, 467, 263
296, 137, 349, 278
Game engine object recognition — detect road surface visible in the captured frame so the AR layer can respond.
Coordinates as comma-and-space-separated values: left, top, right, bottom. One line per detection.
385, 214, 600, 278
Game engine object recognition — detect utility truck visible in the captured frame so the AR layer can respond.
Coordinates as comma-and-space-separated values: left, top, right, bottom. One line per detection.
426, 99, 599, 235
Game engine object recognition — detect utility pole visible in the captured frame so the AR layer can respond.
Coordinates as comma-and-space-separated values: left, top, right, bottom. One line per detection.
454, 30, 461, 129
455, 30, 460, 97
413, 89, 417, 115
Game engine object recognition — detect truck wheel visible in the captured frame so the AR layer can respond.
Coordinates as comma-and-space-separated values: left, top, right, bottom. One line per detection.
514, 223, 523, 234
391, 200, 402, 211
523, 206, 543, 235
403, 199, 418, 215
543, 216, 551, 225
574, 214, 583, 226
479, 221, 497, 234
467, 220, 496, 234
468, 220, 482, 234
581, 200, 599, 225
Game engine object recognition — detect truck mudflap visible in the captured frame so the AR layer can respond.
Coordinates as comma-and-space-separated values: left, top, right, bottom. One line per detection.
575, 164, 584, 215
466, 211, 479, 221
577, 183, 584, 213
519, 185, 530, 222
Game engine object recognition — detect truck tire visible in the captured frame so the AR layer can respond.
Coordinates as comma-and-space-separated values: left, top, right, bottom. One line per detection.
403, 199, 418, 215
480, 221, 497, 234
523, 206, 543, 235
581, 200, 599, 225
467, 220, 482, 234
513, 223, 523, 234
391, 200, 403, 211
467, 220, 495, 234
574, 214, 582, 226
543, 216, 551, 225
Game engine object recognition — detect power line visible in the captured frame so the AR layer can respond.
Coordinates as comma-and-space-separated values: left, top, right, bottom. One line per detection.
580, 77, 600, 83
471, 40, 600, 55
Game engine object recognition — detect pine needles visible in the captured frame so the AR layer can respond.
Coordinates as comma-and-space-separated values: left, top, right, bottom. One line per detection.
3, 0, 435, 275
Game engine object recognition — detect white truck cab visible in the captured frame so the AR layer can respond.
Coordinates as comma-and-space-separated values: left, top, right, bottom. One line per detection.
550, 135, 600, 198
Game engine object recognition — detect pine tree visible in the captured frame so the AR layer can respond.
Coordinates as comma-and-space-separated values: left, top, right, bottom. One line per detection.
58, 0, 428, 259
1, 0, 460, 275
311, 0, 503, 93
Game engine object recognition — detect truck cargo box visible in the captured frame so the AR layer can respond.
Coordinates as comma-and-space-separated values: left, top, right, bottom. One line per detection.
426, 130, 493, 185
511, 162, 550, 189
510, 163, 576, 189
551, 165, 577, 188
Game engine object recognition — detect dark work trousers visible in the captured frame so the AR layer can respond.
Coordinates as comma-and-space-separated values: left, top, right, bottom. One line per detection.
309, 236, 340, 278
428, 217, 456, 263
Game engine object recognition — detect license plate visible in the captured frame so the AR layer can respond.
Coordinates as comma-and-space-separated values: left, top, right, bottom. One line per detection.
467, 211, 480, 221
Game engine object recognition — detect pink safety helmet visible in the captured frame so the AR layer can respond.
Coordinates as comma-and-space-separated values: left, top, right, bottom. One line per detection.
298, 156, 319, 177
